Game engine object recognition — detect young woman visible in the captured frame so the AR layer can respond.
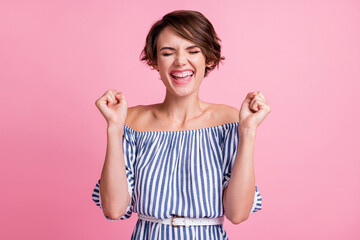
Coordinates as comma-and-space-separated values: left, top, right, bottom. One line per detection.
92, 10, 270, 239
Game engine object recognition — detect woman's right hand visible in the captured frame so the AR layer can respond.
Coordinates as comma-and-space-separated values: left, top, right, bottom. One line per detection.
95, 89, 127, 127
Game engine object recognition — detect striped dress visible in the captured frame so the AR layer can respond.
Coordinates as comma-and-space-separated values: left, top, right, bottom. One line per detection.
92, 122, 262, 239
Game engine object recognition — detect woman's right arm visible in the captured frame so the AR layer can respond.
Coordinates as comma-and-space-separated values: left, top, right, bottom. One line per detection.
99, 125, 130, 220
95, 89, 129, 220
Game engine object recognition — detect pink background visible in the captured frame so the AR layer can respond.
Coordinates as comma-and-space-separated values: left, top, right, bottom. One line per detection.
1, 0, 359, 239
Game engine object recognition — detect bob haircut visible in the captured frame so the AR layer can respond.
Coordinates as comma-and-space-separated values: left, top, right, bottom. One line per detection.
140, 10, 225, 77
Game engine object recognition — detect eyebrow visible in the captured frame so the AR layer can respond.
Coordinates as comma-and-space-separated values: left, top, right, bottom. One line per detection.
160, 45, 199, 51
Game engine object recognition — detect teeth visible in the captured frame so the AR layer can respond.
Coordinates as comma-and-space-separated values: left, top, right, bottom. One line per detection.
171, 71, 193, 77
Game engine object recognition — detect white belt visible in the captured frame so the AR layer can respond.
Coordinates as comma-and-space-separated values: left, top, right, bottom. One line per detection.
138, 213, 224, 227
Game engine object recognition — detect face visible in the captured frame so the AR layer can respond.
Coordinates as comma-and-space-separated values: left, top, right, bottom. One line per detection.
154, 26, 211, 97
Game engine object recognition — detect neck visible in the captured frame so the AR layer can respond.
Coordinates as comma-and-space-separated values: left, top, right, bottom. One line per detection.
159, 89, 204, 125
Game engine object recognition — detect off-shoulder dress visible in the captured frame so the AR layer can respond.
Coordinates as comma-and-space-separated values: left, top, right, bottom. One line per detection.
92, 122, 262, 239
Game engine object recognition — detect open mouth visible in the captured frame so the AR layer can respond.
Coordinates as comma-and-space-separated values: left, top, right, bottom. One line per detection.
170, 70, 194, 85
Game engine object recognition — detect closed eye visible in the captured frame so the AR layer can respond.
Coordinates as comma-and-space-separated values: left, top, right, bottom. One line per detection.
162, 51, 199, 56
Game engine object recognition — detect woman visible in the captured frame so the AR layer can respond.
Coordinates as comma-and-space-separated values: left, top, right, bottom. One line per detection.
92, 10, 270, 239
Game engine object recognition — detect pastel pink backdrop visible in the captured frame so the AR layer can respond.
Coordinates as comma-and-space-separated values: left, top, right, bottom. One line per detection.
1, 0, 359, 239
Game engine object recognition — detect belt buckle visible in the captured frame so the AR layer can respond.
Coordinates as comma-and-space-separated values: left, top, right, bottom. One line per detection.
171, 215, 181, 228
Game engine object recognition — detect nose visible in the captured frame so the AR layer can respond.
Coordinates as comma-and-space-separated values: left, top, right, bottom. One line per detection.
174, 52, 187, 66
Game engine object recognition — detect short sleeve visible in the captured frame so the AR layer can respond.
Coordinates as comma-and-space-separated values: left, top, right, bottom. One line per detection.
250, 185, 262, 214
221, 123, 239, 189
91, 126, 136, 221
221, 123, 263, 214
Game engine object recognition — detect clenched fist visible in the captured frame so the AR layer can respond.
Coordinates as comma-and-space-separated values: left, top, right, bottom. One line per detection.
95, 89, 127, 127
239, 91, 271, 130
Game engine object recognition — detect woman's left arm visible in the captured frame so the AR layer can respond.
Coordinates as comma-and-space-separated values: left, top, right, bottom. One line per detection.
223, 91, 271, 224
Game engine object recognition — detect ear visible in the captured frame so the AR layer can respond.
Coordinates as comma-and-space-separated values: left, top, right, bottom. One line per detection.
153, 64, 159, 71
206, 61, 214, 68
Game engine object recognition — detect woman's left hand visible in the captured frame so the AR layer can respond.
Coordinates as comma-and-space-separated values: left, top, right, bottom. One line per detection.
239, 91, 271, 130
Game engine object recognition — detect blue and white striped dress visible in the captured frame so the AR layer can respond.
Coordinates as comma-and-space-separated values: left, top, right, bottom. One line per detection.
92, 122, 262, 239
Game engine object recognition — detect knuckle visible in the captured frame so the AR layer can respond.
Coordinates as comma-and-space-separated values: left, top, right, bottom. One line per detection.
106, 89, 116, 95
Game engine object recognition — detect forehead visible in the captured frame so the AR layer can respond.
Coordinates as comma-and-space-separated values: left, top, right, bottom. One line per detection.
157, 26, 196, 48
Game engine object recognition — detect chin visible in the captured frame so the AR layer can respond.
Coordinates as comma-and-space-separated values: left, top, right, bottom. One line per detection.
168, 87, 198, 97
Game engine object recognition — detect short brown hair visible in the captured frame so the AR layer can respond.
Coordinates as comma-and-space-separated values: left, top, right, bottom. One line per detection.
140, 10, 225, 77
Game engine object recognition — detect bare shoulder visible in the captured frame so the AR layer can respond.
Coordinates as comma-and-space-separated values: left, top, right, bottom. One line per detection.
206, 103, 239, 125
124, 102, 239, 131
126, 105, 146, 119
125, 104, 159, 129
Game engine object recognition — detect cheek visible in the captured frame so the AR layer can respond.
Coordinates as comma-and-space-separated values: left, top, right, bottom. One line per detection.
158, 57, 173, 69
195, 55, 207, 67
